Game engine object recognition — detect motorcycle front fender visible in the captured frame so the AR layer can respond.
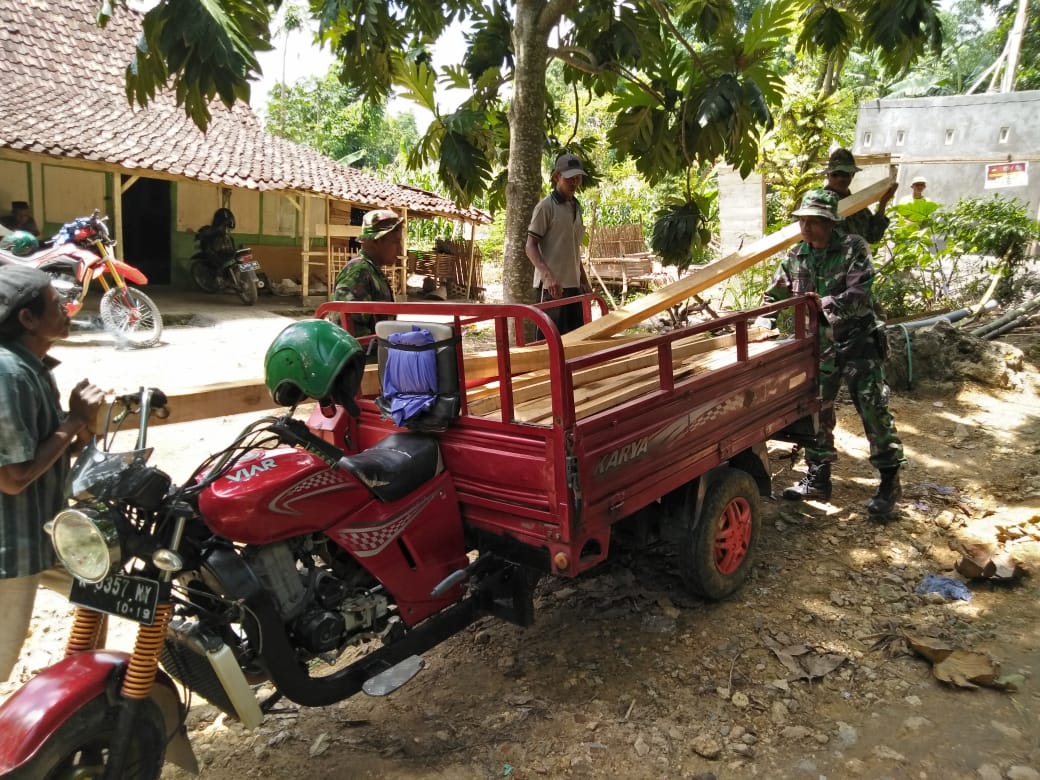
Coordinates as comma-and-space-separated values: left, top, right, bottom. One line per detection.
110, 259, 149, 285
0, 650, 197, 775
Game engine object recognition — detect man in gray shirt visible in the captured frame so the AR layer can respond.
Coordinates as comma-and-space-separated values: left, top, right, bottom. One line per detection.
526, 153, 593, 335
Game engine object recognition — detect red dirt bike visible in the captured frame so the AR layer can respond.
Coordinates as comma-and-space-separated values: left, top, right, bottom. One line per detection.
0, 386, 522, 778
0, 209, 162, 348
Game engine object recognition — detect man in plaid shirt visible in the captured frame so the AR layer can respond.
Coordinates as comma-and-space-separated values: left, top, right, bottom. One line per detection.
0, 266, 105, 680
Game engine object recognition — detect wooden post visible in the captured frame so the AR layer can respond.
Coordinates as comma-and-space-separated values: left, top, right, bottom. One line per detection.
466, 222, 478, 299
300, 194, 312, 299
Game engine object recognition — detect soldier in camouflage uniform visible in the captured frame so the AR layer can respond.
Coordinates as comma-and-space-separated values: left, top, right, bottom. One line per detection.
332, 209, 403, 338
822, 148, 897, 244
764, 189, 905, 518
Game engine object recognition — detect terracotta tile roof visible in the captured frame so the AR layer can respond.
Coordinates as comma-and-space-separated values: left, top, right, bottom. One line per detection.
0, 0, 489, 224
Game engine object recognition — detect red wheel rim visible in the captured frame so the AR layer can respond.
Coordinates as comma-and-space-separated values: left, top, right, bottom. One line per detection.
713, 497, 753, 575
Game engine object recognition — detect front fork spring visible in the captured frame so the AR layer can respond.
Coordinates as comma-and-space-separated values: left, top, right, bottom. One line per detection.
64, 608, 108, 657
120, 602, 173, 699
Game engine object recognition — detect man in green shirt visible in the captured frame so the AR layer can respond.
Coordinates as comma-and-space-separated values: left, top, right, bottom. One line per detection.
332, 209, 403, 339
822, 148, 897, 244
764, 190, 904, 519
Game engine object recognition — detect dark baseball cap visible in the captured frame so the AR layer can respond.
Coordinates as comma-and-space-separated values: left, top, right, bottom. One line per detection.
824, 148, 862, 174
0, 265, 51, 323
552, 153, 587, 179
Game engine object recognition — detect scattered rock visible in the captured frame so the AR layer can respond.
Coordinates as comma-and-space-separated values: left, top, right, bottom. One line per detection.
690, 734, 723, 760
1007, 767, 1040, 780
780, 726, 812, 740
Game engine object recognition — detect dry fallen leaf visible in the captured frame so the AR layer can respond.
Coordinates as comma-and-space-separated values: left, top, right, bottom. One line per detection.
902, 634, 1017, 692
955, 550, 1027, 581
903, 632, 955, 664
762, 636, 848, 681
932, 650, 1001, 689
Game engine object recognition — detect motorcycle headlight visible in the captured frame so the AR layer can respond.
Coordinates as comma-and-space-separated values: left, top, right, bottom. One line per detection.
49, 509, 120, 583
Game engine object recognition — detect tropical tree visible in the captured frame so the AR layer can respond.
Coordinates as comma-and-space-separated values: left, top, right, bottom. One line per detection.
103, 0, 944, 304
264, 70, 419, 168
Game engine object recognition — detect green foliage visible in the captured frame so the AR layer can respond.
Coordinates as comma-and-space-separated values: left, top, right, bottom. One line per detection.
934, 195, 1040, 303
873, 195, 1040, 317
759, 72, 855, 230
796, 0, 943, 86
873, 199, 949, 317
107, 0, 273, 128
374, 160, 468, 249
651, 198, 713, 268
263, 70, 419, 168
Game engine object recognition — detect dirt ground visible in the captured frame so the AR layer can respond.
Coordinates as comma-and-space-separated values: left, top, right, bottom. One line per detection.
3, 297, 1040, 780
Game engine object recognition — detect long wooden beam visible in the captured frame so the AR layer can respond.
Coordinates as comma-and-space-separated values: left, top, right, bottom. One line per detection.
94, 380, 280, 429
466, 331, 740, 417
515, 339, 775, 424
563, 175, 897, 343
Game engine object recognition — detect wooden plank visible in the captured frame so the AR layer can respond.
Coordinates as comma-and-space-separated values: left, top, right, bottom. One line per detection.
95, 380, 280, 430
315, 223, 363, 238
563, 175, 896, 343
467, 331, 739, 417
521, 339, 773, 424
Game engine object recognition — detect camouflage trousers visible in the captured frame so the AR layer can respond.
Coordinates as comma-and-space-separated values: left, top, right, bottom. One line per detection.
805, 353, 905, 472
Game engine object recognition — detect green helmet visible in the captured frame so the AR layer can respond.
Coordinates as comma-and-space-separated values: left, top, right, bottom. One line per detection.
264, 319, 366, 413
0, 230, 39, 257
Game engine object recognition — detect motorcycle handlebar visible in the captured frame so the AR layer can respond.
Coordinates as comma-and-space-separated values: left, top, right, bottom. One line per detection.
270, 418, 343, 466
112, 388, 170, 420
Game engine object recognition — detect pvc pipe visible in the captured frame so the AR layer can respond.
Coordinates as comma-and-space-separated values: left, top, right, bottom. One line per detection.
898, 299, 997, 333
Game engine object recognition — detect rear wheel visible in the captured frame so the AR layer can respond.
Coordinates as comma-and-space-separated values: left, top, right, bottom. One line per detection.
8, 695, 166, 780
231, 267, 258, 305
679, 468, 760, 600
190, 260, 220, 293
99, 287, 163, 348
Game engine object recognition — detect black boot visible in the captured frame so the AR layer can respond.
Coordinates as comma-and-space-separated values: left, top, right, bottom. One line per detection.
867, 467, 902, 517
782, 463, 832, 501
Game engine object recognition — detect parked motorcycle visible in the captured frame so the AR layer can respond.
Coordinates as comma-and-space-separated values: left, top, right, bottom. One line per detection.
0, 376, 528, 778
190, 207, 263, 305
0, 209, 162, 348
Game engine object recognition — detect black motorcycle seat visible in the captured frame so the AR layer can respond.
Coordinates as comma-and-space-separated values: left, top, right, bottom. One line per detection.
340, 433, 442, 503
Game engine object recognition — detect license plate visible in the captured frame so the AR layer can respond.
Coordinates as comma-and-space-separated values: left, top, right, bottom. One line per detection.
70, 574, 161, 626
238, 260, 259, 271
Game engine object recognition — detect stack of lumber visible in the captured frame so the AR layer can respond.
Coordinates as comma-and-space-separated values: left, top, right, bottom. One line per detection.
465, 330, 773, 423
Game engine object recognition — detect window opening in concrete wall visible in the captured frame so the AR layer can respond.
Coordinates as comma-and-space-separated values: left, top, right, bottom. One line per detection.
862, 131, 873, 147
945, 129, 955, 145
999, 127, 1010, 143
896, 130, 906, 146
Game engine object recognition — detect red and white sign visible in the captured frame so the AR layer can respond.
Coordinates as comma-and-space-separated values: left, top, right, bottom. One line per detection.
984, 161, 1028, 189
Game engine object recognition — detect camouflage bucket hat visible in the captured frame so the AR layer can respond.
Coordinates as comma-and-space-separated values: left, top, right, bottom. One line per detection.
792, 189, 842, 222
824, 148, 862, 174
361, 209, 404, 241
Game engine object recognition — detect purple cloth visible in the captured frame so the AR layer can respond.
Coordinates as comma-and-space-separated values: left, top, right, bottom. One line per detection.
383, 327, 438, 425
